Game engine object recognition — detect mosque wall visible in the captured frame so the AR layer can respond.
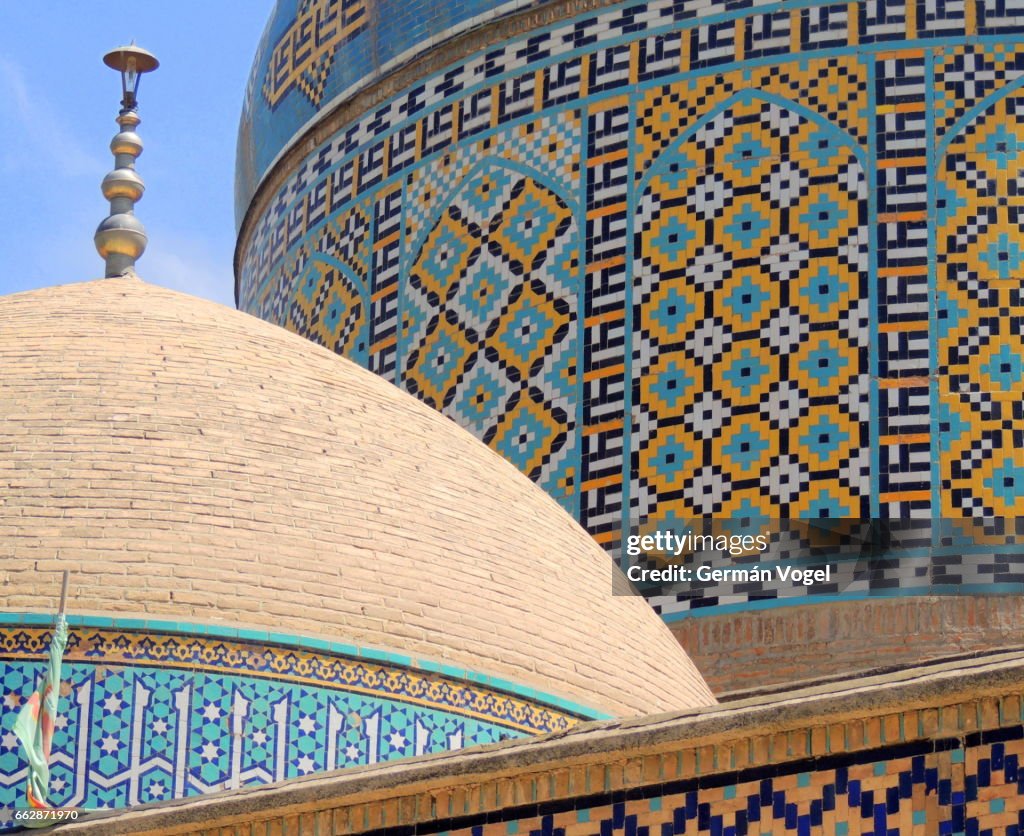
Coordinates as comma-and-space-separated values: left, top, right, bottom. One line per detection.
55, 652, 1024, 835
235, 0, 1024, 654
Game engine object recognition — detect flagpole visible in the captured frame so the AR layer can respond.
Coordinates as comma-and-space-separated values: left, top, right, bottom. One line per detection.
57, 571, 69, 620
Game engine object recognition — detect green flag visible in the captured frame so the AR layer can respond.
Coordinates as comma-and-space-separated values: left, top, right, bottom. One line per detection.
12, 613, 68, 813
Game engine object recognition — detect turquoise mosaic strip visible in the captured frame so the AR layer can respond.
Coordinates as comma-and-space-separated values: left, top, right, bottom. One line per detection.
0, 615, 608, 721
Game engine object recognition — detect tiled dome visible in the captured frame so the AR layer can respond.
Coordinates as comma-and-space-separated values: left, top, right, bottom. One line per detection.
235, 0, 549, 217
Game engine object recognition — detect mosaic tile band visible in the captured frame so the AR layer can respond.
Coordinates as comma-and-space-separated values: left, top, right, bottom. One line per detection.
0, 622, 584, 824
236, 0, 1024, 620
26, 653, 1024, 834
399, 729, 1024, 836
0, 623, 587, 733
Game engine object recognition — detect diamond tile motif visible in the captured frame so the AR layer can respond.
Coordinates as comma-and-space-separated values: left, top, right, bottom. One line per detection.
404, 162, 578, 506
938, 85, 1024, 519
632, 93, 870, 526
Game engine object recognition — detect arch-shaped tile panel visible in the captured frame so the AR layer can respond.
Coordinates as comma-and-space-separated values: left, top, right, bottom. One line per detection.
631, 93, 871, 525
287, 256, 370, 363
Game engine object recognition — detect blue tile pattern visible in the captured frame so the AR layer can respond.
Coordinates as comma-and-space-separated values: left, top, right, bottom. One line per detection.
0, 622, 587, 824
0, 661, 514, 820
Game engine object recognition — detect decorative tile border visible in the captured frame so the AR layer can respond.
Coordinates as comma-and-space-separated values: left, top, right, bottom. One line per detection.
0, 616, 601, 726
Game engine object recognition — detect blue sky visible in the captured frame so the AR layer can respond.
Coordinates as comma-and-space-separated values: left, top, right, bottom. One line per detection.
0, 2, 274, 307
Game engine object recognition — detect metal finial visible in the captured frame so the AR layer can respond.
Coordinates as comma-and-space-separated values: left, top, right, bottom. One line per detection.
94, 44, 159, 278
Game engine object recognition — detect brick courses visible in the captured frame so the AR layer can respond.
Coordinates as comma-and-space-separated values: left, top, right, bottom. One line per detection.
0, 276, 714, 718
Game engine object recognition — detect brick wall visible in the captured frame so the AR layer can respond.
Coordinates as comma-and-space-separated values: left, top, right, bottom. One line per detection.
673, 597, 1024, 694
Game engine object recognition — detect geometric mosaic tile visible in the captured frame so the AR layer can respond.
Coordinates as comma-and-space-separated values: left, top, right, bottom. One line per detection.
632, 92, 871, 525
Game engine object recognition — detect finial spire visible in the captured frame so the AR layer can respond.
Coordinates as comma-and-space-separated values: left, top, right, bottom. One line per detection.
94, 44, 159, 278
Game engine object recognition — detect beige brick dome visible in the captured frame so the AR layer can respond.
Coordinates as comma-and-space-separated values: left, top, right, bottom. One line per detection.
0, 278, 714, 717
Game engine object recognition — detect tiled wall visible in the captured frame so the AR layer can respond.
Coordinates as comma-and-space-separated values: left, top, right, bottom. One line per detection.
236, 0, 1024, 620
447, 732, 1024, 835
0, 621, 584, 824
85, 661, 1024, 836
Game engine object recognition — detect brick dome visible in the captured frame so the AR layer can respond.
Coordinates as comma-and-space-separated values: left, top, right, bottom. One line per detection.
0, 277, 714, 717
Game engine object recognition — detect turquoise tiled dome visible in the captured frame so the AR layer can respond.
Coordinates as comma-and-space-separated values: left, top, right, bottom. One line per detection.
236, 0, 546, 220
